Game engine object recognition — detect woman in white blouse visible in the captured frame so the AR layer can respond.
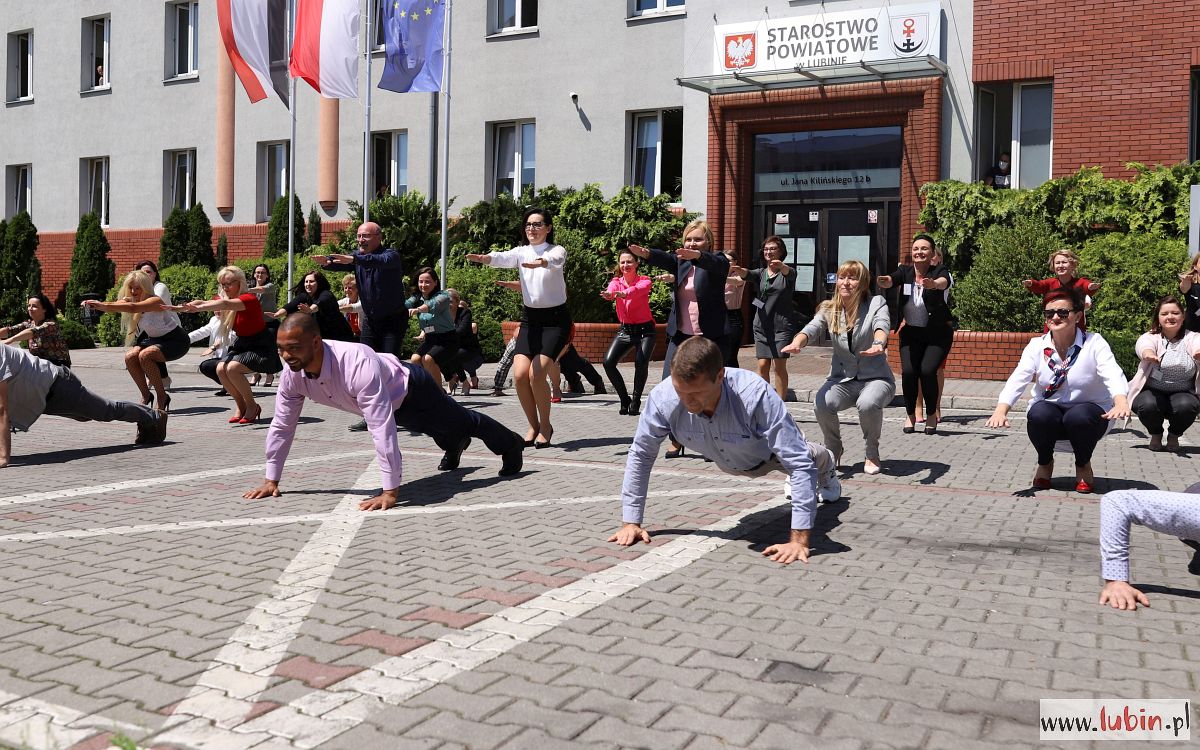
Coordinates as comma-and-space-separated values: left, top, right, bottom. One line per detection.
986, 288, 1131, 493
466, 207, 568, 449
1126, 295, 1200, 451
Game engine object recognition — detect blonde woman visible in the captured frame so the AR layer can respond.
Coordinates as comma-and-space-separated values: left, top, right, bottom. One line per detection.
83, 269, 187, 411
784, 260, 894, 475
174, 267, 281, 424
1178, 254, 1200, 333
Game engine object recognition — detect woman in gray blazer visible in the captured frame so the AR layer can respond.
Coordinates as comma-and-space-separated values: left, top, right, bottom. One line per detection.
784, 260, 895, 475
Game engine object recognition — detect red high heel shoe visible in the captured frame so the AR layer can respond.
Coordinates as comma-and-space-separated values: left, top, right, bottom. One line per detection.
238, 405, 263, 425
229, 412, 243, 424
1074, 479, 1093, 494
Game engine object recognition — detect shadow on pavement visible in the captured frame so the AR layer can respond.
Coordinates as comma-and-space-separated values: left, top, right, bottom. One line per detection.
880, 459, 949, 485
1135, 583, 1200, 600
11, 443, 146, 465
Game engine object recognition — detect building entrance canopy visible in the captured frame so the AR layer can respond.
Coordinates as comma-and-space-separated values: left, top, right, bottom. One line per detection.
676, 55, 946, 95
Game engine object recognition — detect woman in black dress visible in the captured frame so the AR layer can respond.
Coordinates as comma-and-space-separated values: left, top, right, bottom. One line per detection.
274, 270, 355, 342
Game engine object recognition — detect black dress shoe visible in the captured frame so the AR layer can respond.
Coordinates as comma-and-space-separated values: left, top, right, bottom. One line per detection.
1184, 539, 1200, 575
618, 399, 630, 416
498, 440, 524, 476
348, 419, 369, 432
593, 383, 607, 395
628, 396, 641, 416
438, 437, 471, 471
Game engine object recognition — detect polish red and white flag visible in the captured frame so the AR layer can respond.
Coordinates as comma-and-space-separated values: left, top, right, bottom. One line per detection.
217, 0, 290, 104
290, 0, 360, 99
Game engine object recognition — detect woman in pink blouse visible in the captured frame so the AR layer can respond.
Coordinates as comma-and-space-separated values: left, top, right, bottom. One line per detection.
601, 250, 657, 415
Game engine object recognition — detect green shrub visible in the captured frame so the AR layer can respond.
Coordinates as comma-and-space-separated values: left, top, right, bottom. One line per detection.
95, 283, 123, 347
334, 191, 444, 274
556, 226, 615, 324
1078, 232, 1189, 341
0, 212, 40, 324
264, 194, 305, 258
445, 261, 523, 361
215, 233, 229, 268
185, 203, 215, 270
306, 205, 323, 249
64, 213, 116, 322
953, 216, 1065, 333
1102, 330, 1139, 380
159, 207, 190, 268
57, 316, 95, 349
160, 264, 220, 333
233, 255, 322, 303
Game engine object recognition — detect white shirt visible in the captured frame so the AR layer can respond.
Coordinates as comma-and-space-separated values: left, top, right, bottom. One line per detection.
487, 242, 568, 308
139, 280, 182, 337
188, 315, 235, 358
998, 330, 1129, 410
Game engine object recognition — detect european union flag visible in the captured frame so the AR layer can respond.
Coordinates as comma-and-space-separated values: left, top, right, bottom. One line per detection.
378, 0, 445, 93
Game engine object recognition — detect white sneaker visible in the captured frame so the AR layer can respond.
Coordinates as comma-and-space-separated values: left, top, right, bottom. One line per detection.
817, 448, 841, 503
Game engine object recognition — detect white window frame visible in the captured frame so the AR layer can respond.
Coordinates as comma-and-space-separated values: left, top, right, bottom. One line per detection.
169, 149, 197, 211
631, 0, 685, 17
7, 31, 33, 102
491, 120, 535, 199
87, 157, 110, 226
85, 16, 110, 91
169, 1, 199, 78
631, 111, 663, 196
371, 131, 409, 198
260, 141, 289, 220
9, 164, 31, 218
492, 0, 537, 34
1010, 80, 1053, 190
371, 0, 385, 51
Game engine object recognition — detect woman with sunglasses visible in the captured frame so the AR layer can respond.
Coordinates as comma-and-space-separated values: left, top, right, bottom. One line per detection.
986, 288, 1130, 493
466, 207, 568, 448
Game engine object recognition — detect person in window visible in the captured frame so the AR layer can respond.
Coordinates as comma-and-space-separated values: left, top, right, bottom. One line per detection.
876, 234, 953, 435
745, 236, 798, 401
83, 269, 188, 413
274, 271, 356, 343
983, 151, 1012, 188
627, 220, 730, 458
174, 266, 283, 425
986, 288, 1131, 493
405, 267, 458, 389
466, 207, 569, 449
784, 260, 893, 476
1, 294, 72, 369
1126, 296, 1200, 452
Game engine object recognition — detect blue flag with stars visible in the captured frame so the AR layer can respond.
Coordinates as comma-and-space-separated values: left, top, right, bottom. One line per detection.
379, 0, 445, 93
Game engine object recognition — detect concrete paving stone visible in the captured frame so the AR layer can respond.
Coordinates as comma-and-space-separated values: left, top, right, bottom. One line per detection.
358, 704, 438, 736
487, 698, 601, 740
908, 669, 1001, 700
924, 729, 1018, 750
119, 651, 210, 683
619, 657, 717, 691
603, 637, 699, 666
94, 674, 189, 712
540, 645, 636, 675
497, 727, 616, 750
750, 723, 862, 750
405, 711, 524, 750
576, 715, 694, 750
137, 630, 222, 661
1, 644, 78, 679
312, 721, 440, 750
590, 621, 681, 646
818, 710, 928, 747
60, 637, 156, 671
880, 701, 986, 740
476, 674, 584, 711
406, 683, 513, 721
553, 666, 654, 701
939, 693, 1038, 727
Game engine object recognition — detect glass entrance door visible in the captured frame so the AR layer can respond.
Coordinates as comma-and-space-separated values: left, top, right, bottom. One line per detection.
761, 202, 891, 321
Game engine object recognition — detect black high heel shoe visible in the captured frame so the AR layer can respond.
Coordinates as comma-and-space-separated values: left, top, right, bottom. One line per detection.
664, 445, 686, 459
157, 393, 172, 413
628, 395, 641, 416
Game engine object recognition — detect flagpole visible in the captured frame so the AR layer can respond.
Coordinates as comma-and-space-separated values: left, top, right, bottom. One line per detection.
438, 0, 453, 283
286, 0, 297, 300
363, 0, 373, 224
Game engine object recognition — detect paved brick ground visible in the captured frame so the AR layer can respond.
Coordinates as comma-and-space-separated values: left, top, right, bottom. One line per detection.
0, 346, 1196, 749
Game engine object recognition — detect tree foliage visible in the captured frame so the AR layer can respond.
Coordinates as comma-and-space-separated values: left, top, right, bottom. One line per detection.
215, 233, 229, 268
158, 207, 190, 268
264, 194, 305, 259
953, 216, 1064, 333
0, 212, 40, 324
306, 205, 323, 249
64, 213, 115, 322
335, 191, 445, 274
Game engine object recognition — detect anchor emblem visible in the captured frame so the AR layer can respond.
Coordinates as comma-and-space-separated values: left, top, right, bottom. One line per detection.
889, 13, 929, 56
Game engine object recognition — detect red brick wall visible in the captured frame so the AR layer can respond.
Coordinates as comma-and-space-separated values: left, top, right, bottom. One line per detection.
34, 221, 350, 305
705, 77, 943, 267
886, 329, 1035, 381
974, 1, 1200, 174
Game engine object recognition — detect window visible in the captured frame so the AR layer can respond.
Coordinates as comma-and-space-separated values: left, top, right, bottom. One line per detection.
1012, 82, 1053, 189
82, 16, 110, 90
371, 0, 385, 50
492, 121, 535, 198
6, 32, 32, 102
83, 157, 110, 226
371, 131, 408, 198
6, 164, 31, 218
260, 142, 289, 219
632, 0, 685, 15
168, 2, 199, 78
167, 149, 197, 213
493, 0, 537, 32
630, 109, 683, 199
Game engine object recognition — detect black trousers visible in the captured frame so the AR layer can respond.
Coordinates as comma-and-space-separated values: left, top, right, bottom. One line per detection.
559, 344, 604, 391
360, 311, 407, 359
1132, 387, 1200, 436
724, 309, 743, 369
44, 369, 157, 426
603, 322, 656, 404
898, 324, 951, 416
394, 363, 518, 454
1027, 400, 1107, 466
662, 331, 730, 378
198, 357, 221, 385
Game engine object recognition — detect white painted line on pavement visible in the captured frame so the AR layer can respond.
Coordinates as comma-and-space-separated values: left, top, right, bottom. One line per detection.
148, 495, 789, 748
0, 485, 777, 544
0, 688, 147, 750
